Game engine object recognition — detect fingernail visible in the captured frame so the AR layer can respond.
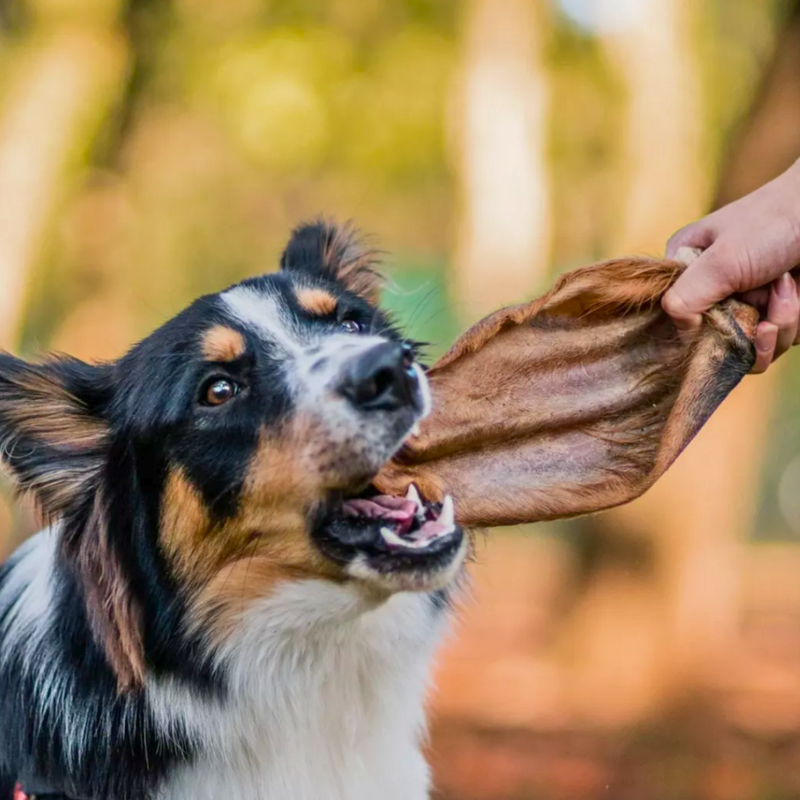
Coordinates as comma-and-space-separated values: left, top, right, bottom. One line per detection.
778, 273, 794, 299
758, 323, 778, 351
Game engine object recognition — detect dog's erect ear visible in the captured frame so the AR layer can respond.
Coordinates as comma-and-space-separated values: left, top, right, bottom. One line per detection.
280, 220, 383, 303
0, 354, 112, 516
375, 258, 758, 528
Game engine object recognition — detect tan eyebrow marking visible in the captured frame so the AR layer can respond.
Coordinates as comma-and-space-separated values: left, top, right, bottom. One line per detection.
296, 288, 338, 317
202, 326, 246, 362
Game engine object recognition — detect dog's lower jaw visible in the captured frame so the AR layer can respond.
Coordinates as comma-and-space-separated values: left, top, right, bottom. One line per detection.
149, 579, 448, 800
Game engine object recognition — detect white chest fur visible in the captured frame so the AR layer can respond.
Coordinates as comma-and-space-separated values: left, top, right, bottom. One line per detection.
150, 581, 447, 800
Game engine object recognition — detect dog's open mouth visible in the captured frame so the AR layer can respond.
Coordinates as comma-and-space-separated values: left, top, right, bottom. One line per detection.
343, 484, 456, 550
312, 483, 465, 589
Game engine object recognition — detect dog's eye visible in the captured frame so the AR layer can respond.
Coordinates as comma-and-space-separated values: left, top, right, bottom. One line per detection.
341, 318, 362, 334
203, 379, 239, 407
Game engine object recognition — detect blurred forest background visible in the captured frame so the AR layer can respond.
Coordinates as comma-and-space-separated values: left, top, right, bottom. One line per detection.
1, 0, 800, 798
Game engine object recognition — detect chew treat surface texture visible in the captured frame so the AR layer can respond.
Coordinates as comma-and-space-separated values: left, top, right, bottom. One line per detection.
374, 258, 757, 528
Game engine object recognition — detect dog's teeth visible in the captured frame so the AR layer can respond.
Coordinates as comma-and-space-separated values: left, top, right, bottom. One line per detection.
381, 527, 411, 549
382, 526, 431, 550
439, 495, 455, 529
410, 423, 420, 437
405, 483, 422, 509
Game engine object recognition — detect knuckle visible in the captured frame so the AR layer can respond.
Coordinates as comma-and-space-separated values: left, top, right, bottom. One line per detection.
661, 290, 691, 319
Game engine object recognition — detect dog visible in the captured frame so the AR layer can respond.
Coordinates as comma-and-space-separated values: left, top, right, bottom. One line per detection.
0, 222, 468, 800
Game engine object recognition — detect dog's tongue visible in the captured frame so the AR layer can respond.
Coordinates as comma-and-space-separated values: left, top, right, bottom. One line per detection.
413, 519, 449, 541
343, 496, 417, 534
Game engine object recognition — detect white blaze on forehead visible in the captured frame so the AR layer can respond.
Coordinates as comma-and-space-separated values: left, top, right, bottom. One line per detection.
221, 284, 393, 399
222, 285, 307, 357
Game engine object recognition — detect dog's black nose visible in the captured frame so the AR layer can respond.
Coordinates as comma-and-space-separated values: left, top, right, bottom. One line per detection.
339, 342, 419, 412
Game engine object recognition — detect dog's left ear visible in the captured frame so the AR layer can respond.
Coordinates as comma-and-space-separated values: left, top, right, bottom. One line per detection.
0, 354, 112, 516
375, 258, 758, 528
0, 355, 145, 689
280, 220, 383, 303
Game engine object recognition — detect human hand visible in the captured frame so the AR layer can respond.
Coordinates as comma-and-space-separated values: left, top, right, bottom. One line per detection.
663, 160, 800, 372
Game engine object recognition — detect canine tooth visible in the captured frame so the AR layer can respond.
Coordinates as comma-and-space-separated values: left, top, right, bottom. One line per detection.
410, 423, 421, 437
405, 483, 422, 509
440, 495, 455, 529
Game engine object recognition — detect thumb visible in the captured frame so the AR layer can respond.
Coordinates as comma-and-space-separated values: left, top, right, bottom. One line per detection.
662, 243, 736, 330
665, 221, 716, 259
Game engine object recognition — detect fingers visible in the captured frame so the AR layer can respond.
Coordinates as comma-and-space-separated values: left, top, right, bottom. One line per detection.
752, 323, 778, 374
749, 274, 800, 373
662, 243, 737, 331
769, 273, 799, 359
739, 286, 771, 313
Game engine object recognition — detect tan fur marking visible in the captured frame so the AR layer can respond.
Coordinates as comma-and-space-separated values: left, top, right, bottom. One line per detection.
0, 367, 109, 513
160, 424, 343, 644
160, 469, 215, 585
296, 288, 338, 317
62, 492, 145, 691
201, 326, 246, 362
2, 370, 108, 451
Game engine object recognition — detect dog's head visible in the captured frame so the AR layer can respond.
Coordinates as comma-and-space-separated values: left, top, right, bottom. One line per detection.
0, 222, 466, 690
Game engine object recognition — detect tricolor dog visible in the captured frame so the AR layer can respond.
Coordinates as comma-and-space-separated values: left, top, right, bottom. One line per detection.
0, 222, 467, 800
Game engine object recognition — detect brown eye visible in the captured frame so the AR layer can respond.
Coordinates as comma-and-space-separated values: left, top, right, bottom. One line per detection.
204, 379, 239, 406
341, 319, 362, 334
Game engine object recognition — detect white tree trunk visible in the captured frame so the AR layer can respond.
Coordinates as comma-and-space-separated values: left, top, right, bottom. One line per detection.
452, 0, 551, 323
567, 0, 776, 712
0, 25, 127, 348
603, 0, 709, 253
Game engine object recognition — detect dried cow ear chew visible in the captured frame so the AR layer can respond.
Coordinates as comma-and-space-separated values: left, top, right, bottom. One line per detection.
374, 258, 758, 528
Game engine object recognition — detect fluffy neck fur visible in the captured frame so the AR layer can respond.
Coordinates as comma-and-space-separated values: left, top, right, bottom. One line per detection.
0, 533, 448, 800
150, 581, 446, 800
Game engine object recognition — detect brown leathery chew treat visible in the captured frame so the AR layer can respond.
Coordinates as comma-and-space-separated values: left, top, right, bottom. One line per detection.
374, 257, 758, 528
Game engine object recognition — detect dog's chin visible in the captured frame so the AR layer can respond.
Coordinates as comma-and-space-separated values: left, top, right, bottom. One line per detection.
311, 481, 467, 595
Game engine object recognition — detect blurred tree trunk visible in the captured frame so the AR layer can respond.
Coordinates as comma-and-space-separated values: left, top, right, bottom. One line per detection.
602, 0, 709, 253
660, 0, 800, 698
452, 0, 551, 324
713, 0, 800, 206
566, 0, 800, 719
0, 1, 129, 557
561, 0, 713, 721
0, 0, 129, 349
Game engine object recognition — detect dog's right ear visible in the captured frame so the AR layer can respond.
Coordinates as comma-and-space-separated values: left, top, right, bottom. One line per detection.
0, 354, 112, 517
280, 220, 383, 303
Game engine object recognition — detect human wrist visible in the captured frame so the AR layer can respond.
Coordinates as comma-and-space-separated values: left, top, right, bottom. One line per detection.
780, 159, 800, 241
785, 157, 800, 194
